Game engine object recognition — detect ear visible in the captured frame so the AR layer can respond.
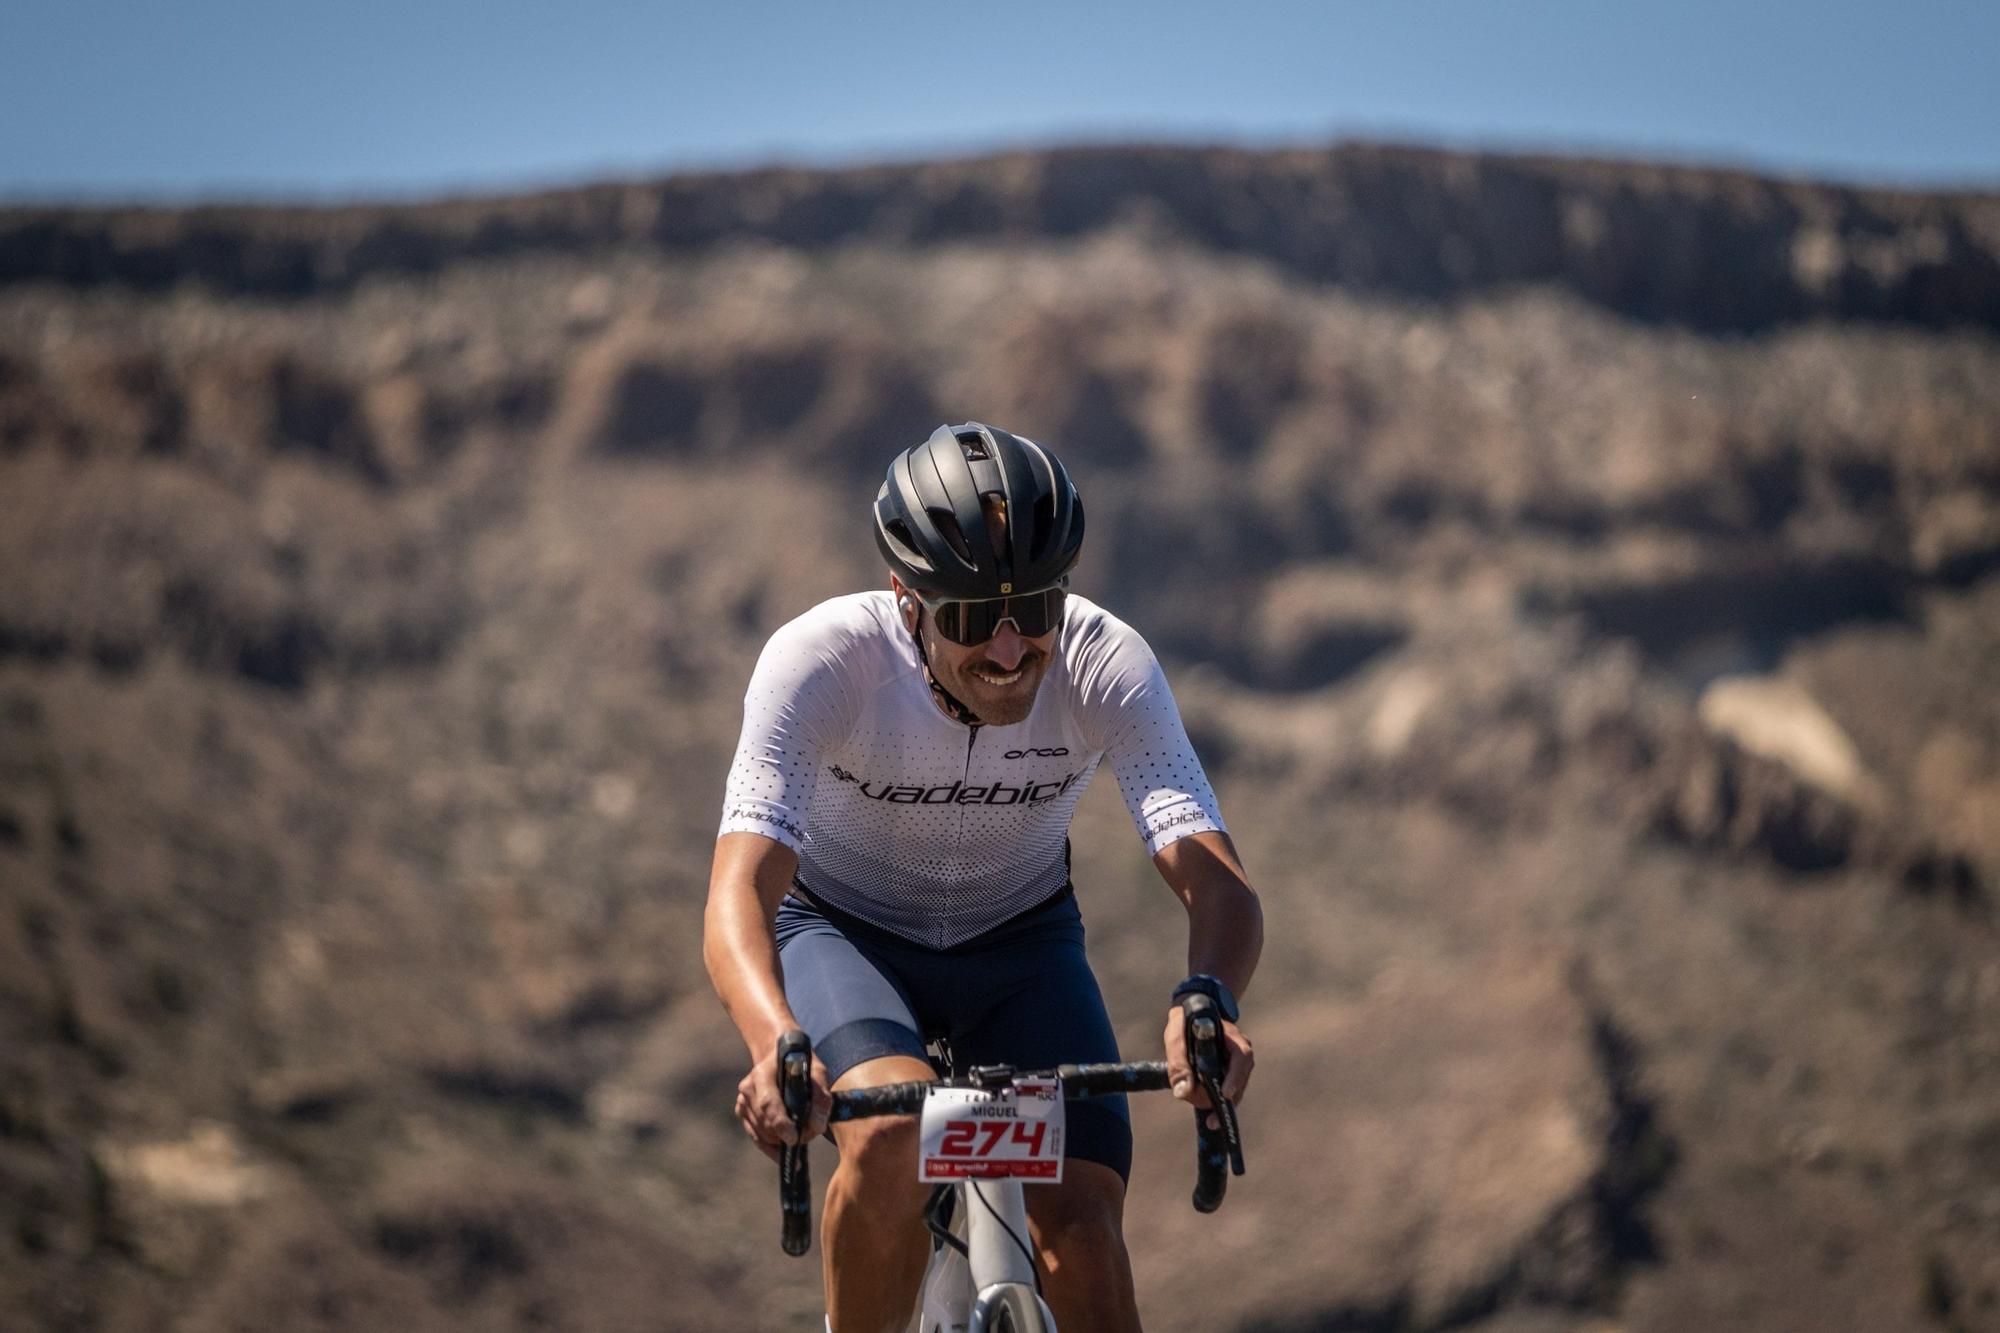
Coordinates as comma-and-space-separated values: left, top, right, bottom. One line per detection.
890, 577, 919, 631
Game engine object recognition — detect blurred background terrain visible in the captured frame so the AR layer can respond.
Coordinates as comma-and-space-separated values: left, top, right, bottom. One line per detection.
3, 139, 1999, 1332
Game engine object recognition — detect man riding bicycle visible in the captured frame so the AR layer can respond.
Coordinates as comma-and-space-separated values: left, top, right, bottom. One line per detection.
705, 423, 1262, 1332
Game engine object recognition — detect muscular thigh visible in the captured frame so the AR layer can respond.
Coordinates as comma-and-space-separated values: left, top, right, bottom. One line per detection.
776, 897, 930, 1082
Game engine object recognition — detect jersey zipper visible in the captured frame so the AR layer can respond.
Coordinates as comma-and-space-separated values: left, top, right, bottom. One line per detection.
956, 723, 979, 844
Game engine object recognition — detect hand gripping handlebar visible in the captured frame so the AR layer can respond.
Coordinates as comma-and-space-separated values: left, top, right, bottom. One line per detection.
1180, 991, 1246, 1213
776, 1029, 814, 1257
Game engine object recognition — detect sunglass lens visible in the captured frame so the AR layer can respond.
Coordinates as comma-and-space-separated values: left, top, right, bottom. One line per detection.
953, 600, 999, 645
926, 588, 1066, 645
1011, 588, 1065, 636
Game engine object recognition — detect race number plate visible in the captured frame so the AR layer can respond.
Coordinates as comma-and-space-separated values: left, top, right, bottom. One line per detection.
918, 1078, 1065, 1182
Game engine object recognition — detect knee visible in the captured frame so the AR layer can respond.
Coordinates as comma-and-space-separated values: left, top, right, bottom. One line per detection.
830, 1117, 927, 1208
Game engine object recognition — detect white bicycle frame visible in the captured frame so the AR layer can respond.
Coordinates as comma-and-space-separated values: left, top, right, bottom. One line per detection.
915, 1176, 1056, 1333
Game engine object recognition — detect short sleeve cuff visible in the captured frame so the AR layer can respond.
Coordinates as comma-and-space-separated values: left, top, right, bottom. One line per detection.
719, 801, 807, 853
1137, 798, 1225, 857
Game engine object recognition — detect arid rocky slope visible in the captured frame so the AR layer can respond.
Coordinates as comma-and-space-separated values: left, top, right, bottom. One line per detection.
2, 144, 1998, 1332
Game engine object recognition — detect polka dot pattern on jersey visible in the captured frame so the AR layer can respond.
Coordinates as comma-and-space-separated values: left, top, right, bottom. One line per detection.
718, 591, 1225, 949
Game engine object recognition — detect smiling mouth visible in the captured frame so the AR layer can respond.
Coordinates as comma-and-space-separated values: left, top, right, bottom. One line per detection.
969, 664, 1026, 687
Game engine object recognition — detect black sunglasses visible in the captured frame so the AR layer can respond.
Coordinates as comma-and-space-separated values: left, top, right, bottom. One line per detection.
918, 585, 1068, 646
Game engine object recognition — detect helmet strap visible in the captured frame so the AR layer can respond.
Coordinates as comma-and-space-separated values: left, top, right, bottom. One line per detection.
906, 607, 984, 727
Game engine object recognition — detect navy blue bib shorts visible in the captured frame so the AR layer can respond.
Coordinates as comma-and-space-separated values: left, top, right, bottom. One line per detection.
776, 884, 1133, 1183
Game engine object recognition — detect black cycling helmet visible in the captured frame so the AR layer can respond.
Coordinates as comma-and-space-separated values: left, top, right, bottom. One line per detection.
873, 423, 1085, 599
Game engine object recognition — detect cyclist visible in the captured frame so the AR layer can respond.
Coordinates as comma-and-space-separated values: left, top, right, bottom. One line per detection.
705, 422, 1262, 1332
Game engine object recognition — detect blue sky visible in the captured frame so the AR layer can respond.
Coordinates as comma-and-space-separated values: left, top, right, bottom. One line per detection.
4, 0, 1996, 202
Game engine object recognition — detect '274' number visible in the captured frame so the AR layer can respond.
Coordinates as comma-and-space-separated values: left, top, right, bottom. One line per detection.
938, 1120, 1048, 1157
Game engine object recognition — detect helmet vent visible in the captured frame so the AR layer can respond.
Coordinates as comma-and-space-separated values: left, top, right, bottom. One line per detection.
956, 432, 991, 460
1028, 493, 1056, 560
927, 508, 974, 564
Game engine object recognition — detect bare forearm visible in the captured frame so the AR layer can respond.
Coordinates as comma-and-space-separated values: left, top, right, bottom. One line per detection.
1156, 831, 1263, 999
1185, 879, 1263, 998
703, 833, 802, 1058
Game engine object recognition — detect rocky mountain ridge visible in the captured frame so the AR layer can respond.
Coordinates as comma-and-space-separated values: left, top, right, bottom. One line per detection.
7, 142, 2000, 331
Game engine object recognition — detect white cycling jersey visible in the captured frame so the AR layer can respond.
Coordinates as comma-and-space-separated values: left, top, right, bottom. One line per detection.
719, 591, 1225, 948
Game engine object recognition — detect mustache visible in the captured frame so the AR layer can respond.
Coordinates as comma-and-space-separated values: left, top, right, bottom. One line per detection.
967, 649, 1045, 675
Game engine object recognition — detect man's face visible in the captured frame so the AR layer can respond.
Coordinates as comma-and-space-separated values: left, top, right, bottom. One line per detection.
894, 577, 1058, 727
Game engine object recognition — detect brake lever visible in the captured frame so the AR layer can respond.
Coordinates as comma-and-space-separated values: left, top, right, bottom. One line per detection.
1188, 1008, 1246, 1177
777, 1029, 813, 1256
1181, 993, 1246, 1213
